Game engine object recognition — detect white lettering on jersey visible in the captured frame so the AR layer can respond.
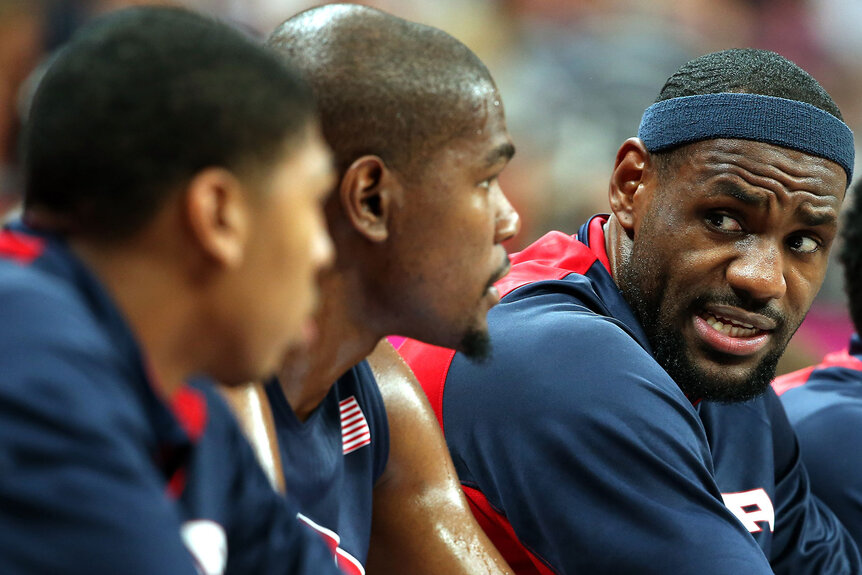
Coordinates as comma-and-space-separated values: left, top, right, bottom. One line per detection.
721, 488, 775, 533
181, 520, 228, 575
297, 513, 366, 575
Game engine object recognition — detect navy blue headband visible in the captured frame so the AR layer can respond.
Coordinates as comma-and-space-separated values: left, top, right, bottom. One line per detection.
638, 93, 854, 184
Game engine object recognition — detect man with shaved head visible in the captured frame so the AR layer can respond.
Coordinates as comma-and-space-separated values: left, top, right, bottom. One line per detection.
227, 4, 519, 575
268, 3, 516, 359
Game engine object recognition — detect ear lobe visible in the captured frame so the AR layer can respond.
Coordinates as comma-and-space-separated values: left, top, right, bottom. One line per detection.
340, 155, 394, 243
608, 137, 653, 234
184, 167, 250, 268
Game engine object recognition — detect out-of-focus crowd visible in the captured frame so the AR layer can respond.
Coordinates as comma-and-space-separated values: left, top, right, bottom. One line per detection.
3, 0, 858, 369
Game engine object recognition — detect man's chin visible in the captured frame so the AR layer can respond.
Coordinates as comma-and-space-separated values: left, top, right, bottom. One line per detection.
459, 326, 492, 363
684, 377, 772, 404
673, 355, 780, 404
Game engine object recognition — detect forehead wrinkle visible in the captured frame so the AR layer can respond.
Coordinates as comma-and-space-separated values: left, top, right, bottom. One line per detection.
698, 154, 841, 205
702, 169, 841, 229
698, 140, 844, 194
705, 178, 768, 207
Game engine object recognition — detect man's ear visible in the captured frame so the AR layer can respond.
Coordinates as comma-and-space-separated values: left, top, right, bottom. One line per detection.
339, 155, 397, 243
184, 167, 250, 268
608, 137, 655, 235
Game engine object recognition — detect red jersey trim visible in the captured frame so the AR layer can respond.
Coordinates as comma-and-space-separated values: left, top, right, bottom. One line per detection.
772, 367, 817, 397
398, 339, 456, 433
462, 485, 558, 575
587, 215, 612, 275
171, 386, 208, 442
402, 229, 607, 429
821, 348, 862, 371
772, 348, 862, 396
165, 386, 208, 499
495, 231, 600, 299
0, 230, 44, 264
166, 467, 188, 499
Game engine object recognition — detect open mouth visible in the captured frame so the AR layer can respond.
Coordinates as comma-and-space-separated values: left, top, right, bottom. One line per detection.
692, 307, 775, 357
701, 312, 762, 338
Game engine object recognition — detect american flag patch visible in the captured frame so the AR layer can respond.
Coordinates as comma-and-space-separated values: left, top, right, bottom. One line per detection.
339, 396, 371, 454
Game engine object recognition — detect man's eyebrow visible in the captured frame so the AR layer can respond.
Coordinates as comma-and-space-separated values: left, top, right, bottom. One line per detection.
709, 181, 768, 208
710, 181, 839, 227
795, 206, 838, 228
485, 142, 515, 167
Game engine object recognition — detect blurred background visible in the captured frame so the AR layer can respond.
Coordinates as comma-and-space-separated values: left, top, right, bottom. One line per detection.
2, 0, 859, 371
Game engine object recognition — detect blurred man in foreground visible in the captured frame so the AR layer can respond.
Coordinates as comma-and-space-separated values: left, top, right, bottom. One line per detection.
0, 7, 340, 574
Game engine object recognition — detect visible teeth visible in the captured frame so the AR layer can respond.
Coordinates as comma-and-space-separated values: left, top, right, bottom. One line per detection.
703, 313, 758, 337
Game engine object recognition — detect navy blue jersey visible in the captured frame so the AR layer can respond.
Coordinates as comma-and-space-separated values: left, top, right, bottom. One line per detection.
0, 225, 341, 575
400, 215, 860, 574
774, 335, 862, 548
266, 360, 389, 575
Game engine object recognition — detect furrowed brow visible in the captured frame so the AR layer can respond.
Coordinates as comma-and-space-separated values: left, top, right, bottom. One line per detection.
711, 181, 768, 208
795, 205, 837, 228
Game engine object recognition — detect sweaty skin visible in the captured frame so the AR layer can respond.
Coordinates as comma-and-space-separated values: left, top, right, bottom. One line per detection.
221, 86, 518, 574
221, 384, 285, 493
607, 137, 845, 402
365, 340, 512, 575
221, 7, 521, 572
223, 339, 515, 575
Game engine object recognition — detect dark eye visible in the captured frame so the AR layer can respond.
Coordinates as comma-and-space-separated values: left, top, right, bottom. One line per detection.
787, 234, 820, 254
705, 213, 742, 232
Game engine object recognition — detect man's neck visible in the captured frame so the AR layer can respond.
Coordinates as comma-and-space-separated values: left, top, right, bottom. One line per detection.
278, 271, 383, 422
603, 215, 631, 284
71, 238, 202, 401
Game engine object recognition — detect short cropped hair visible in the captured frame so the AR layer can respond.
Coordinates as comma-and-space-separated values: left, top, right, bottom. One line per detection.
651, 49, 842, 175
23, 6, 314, 239
267, 4, 494, 177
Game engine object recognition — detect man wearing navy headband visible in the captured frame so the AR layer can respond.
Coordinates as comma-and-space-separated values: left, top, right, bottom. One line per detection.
774, 179, 862, 548
399, 49, 860, 573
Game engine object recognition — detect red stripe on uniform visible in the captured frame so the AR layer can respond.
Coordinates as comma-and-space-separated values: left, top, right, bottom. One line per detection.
340, 396, 371, 454
462, 485, 558, 575
0, 230, 44, 264
171, 386, 208, 441
773, 348, 862, 396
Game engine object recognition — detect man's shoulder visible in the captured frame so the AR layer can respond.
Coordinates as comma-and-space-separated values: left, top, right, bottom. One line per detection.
0, 263, 119, 365
0, 257, 101, 340
0, 256, 77, 309
782, 371, 862, 427
0, 258, 145, 437
700, 394, 778, 453
775, 354, 862, 426
443, 290, 688, 429
486, 279, 653, 375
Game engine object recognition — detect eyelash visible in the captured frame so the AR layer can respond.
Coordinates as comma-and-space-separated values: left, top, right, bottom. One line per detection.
704, 213, 741, 232
787, 235, 821, 254
478, 177, 496, 190
704, 212, 822, 254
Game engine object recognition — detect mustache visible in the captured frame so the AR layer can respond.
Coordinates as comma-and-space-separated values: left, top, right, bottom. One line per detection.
692, 292, 786, 326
